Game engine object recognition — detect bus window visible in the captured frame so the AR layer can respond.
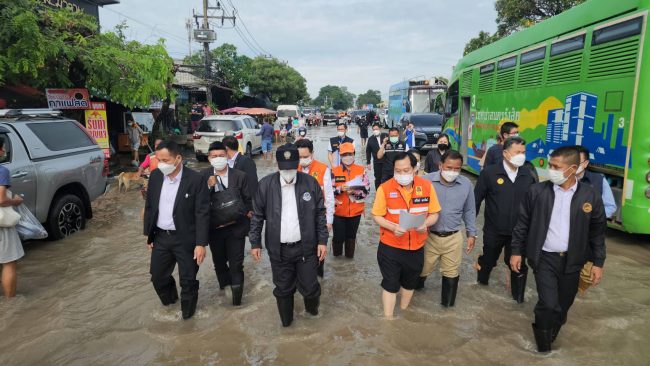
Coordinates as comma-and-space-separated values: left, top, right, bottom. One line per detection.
498, 56, 517, 70
592, 17, 643, 45
445, 81, 459, 116
551, 34, 585, 56
480, 63, 495, 74
521, 47, 546, 64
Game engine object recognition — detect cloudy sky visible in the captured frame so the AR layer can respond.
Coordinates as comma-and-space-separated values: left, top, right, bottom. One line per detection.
99, 0, 497, 99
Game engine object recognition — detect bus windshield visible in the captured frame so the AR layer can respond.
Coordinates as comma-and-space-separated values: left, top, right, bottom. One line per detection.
410, 89, 431, 113
277, 109, 297, 117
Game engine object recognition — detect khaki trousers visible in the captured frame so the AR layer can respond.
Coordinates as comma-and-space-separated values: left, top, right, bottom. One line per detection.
421, 231, 463, 278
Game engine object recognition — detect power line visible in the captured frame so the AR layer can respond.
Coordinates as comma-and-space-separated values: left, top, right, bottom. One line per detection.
100, 6, 188, 45
219, 1, 267, 57
225, 0, 271, 56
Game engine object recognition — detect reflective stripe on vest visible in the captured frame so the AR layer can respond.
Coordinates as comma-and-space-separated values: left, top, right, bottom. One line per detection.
379, 176, 432, 250
332, 164, 365, 217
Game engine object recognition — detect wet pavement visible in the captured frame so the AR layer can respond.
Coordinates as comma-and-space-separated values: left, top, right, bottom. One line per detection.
1, 124, 649, 365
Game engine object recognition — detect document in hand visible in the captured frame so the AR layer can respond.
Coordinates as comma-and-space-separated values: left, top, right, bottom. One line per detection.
345, 176, 365, 187
399, 210, 425, 230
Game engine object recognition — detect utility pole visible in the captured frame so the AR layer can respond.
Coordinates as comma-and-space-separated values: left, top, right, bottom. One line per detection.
192, 1, 236, 106
185, 18, 193, 58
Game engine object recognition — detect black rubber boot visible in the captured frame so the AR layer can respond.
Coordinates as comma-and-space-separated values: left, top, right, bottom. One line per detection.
181, 296, 198, 320
511, 269, 528, 304
441, 276, 459, 307
551, 323, 562, 343
276, 296, 294, 327
304, 296, 320, 316
317, 261, 324, 278
414, 276, 426, 291
344, 239, 356, 258
532, 323, 552, 353
231, 284, 243, 306
477, 268, 491, 285
158, 285, 178, 306
216, 272, 231, 290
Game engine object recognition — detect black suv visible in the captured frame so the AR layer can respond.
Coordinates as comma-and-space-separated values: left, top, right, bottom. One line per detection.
399, 113, 444, 151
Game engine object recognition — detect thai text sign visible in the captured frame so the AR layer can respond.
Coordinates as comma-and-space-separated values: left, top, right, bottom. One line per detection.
85, 102, 110, 155
46, 88, 90, 110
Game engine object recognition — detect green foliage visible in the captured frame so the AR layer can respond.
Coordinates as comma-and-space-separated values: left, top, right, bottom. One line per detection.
312, 85, 355, 110
183, 43, 252, 98
247, 57, 308, 106
356, 89, 382, 108
463, 0, 586, 55
0, 0, 174, 108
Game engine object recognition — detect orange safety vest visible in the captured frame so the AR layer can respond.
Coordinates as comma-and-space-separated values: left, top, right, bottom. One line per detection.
379, 176, 433, 250
149, 153, 159, 171
298, 159, 328, 190
332, 164, 366, 217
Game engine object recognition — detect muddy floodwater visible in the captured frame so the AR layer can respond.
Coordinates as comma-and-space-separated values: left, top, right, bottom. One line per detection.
1, 125, 649, 365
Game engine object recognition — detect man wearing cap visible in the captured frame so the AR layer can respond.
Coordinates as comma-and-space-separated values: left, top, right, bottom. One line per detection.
331, 142, 370, 259
249, 144, 329, 327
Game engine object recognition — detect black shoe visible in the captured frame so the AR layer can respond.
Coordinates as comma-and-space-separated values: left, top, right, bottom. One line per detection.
532, 323, 552, 353
511, 270, 528, 304
477, 268, 490, 285
276, 296, 294, 327
231, 284, 243, 306
414, 276, 426, 291
441, 276, 459, 307
344, 239, 356, 258
304, 296, 320, 316
216, 272, 232, 290
181, 297, 198, 320
317, 261, 324, 278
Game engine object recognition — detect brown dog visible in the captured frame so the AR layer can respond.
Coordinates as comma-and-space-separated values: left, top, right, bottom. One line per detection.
117, 171, 146, 193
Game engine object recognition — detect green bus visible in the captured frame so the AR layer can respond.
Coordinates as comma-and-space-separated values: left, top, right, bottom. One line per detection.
442, 0, 650, 234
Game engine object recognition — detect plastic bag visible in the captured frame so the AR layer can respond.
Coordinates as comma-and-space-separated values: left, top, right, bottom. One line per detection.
14, 204, 48, 240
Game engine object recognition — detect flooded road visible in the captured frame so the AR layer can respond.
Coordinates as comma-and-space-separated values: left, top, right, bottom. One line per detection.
1, 124, 649, 365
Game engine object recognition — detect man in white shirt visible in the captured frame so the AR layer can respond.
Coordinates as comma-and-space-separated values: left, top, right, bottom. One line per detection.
249, 144, 329, 327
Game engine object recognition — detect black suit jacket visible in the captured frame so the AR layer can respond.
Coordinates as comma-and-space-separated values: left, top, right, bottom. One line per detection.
143, 167, 210, 248
366, 133, 388, 165
201, 167, 252, 238
233, 153, 259, 198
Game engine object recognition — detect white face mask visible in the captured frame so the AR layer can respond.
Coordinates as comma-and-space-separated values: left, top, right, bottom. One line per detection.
548, 167, 573, 186
394, 173, 414, 186
576, 162, 587, 175
373, 129, 380, 136
508, 153, 526, 167
210, 156, 228, 171
337, 131, 345, 137
441, 170, 460, 182
280, 169, 297, 183
341, 156, 355, 166
158, 160, 178, 176
299, 157, 312, 167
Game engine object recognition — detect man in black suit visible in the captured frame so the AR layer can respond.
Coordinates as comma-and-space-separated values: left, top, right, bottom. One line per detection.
201, 141, 252, 306
365, 123, 388, 189
223, 135, 259, 200
143, 140, 210, 319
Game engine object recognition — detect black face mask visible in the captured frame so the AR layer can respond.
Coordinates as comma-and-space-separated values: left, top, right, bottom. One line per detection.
438, 143, 449, 151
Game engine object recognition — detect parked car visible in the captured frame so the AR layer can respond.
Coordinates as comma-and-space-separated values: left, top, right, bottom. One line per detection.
193, 115, 262, 161
322, 109, 339, 126
398, 113, 444, 151
0, 108, 108, 240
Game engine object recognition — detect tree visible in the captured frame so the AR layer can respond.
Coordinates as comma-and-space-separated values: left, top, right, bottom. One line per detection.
463, 0, 586, 55
312, 85, 355, 110
356, 89, 381, 108
183, 43, 252, 98
246, 57, 308, 106
0, 0, 175, 108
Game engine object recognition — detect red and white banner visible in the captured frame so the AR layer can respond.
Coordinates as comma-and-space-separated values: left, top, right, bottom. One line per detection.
46, 88, 90, 110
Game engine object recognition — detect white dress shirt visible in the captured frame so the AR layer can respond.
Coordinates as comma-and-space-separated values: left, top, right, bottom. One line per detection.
156, 167, 183, 230
303, 165, 334, 225
542, 180, 578, 253
214, 168, 229, 191
503, 160, 518, 183
227, 152, 239, 169
280, 175, 301, 243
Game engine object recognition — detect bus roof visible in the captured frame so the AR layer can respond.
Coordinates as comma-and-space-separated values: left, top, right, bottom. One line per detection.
451, 0, 644, 80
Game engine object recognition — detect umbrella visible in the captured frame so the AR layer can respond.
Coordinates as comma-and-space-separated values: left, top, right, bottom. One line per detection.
239, 107, 276, 116
221, 106, 248, 114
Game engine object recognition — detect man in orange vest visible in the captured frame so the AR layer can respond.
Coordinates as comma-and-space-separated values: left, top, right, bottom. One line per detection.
296, 139, 334, 277
372, 151, 441, 319
332, 142, 370, 258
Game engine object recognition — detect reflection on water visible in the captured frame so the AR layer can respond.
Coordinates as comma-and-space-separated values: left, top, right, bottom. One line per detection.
1, 125, 649, 365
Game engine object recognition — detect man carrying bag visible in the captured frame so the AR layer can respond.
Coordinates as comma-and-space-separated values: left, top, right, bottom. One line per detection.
202, 141, 252, 306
